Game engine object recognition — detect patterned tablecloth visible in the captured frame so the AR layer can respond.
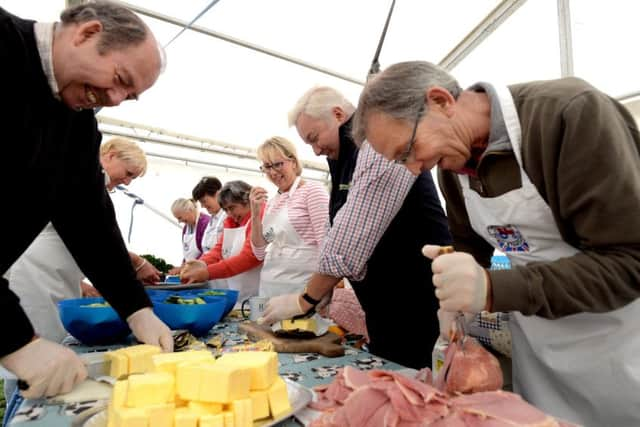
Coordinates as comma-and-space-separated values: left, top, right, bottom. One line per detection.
8, 315, 406, 427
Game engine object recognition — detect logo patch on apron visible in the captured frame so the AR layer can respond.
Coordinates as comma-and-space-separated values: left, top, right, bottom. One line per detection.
487, 224, 529, 252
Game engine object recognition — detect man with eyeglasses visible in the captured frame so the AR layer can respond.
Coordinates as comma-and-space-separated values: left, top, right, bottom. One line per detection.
351, 60, 640, 427
259, 86, 452, 369
0, 1, 172, 401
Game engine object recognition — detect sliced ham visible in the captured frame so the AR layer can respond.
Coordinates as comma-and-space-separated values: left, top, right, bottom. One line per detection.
309, 367, 579, 427
436, 337, 503, 394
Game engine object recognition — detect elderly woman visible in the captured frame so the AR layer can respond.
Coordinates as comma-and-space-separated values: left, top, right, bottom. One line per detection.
7, 137, 160, 345
170, 198, 211, 269
249, 136, 329, 297
181, 181, 262, 302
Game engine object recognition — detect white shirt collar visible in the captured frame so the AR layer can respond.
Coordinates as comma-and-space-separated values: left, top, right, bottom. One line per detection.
34, 22, 60, 100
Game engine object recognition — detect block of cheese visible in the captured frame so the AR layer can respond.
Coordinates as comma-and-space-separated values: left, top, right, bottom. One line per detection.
249, 390, 269, 420
176, 361, 210, 401
199, 413, 225, 427
107, 352, 129, 379
282, 318, 317, 333
108, 344, 162, 376
223, 411, 234, 427
112, 407, 147, 427
125, 345, 162, 374
267, 377, 291, 419
146, 403, 175, 427
152, 350, 214, 376
199, 363, 251, 403
126, 372, 174, 407
174, 407, 198, 427
216, 351, 278, 390
231, 398, 252, 427
186, 401, 222, 416
108, 380, 128, 425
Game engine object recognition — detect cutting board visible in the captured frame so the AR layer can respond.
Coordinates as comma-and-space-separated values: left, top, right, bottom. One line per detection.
238, 321, 345, 357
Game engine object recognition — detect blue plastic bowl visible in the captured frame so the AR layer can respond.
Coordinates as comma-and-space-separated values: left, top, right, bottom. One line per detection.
58, 297, 131, 345
153, 296, 226, 336
196, 289, 238, 318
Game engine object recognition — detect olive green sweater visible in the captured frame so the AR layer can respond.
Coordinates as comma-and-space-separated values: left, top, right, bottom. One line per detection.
439, 77, 640, 319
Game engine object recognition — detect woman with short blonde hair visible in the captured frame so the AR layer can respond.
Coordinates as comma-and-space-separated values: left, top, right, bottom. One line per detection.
250, 136, 329, 298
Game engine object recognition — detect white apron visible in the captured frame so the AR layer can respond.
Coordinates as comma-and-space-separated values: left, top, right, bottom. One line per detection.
221, 221, 260, 303
258, 178, 319, 298
458, 85, 640, 427
7, 223, 83, 343
182, 213, 202, 261
202, 211, 228, 289
202, 211, 226, 253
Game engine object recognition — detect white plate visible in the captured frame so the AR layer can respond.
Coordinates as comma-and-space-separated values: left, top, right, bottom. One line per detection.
145, 282, 208, 290
82, 379, 312, 427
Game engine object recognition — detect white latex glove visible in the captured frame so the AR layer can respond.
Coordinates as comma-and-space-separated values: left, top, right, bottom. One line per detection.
180, 260, 209, 284
1, 338, 87, 398
437, 309, 475, 342
422, 244, 489, 313
257, 293, 304, 326
127, 308, 174, 352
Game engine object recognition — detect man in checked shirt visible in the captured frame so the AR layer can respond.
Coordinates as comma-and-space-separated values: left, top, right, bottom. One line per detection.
259, 86, 452, 369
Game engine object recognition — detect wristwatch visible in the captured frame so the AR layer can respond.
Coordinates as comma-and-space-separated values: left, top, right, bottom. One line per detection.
301, 292, 321, 307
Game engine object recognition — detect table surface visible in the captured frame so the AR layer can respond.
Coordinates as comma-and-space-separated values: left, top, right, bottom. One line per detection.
8, 314, 407, 427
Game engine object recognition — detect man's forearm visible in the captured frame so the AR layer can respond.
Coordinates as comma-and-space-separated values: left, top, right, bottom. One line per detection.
298, 273, 341, 312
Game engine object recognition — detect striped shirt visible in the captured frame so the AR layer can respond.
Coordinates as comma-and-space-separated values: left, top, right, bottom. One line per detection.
318, 142, 416, 281
252, 180, 329, 260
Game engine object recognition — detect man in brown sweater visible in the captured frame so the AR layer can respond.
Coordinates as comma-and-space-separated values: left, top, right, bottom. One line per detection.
351, 61, 640, 427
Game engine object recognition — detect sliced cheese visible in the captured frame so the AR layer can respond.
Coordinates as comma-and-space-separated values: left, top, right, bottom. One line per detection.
282, 318, 317, 333
199, 413, 225, 427
126, 372, 174, 407
199, 363, 251, 403
267, 377, 291, 419
232, 398, 253, 427
152, 350, 214, 376
146, 403, 175, 427
249, 390, 269, 420
112, 407, 147, 427
216, 351, 278, 390
174, 407, 199, 427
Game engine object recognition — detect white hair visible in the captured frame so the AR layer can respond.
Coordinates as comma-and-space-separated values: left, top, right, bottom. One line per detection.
288, 86, 355, 127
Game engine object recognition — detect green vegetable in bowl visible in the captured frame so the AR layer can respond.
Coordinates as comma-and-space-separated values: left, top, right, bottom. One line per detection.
199, 290, 226, 296
81, 302, 111, 308
164, 295, 206, 305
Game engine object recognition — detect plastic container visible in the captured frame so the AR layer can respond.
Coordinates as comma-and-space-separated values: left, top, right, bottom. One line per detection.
196, 289, 239, 318
152, 296, 226, 336
58, 297, 131, 345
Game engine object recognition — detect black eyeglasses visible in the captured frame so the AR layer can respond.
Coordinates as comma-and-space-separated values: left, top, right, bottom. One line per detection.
259, 160, 287, 172
394, 104, 425, 164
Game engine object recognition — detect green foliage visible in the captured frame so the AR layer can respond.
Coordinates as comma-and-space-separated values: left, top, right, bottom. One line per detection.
140, 254, 174, 274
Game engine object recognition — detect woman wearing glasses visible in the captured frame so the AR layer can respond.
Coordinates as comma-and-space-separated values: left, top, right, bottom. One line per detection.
249, 136, 329, 298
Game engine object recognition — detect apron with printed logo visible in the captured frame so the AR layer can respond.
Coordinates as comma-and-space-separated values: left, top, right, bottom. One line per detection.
221, 221, 260, 303
258, 178, 319, 298
458, 84, 640, 427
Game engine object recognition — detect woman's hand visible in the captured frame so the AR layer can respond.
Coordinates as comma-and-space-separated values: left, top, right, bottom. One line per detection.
249, 187, 268, 216
180, 260, 209, 284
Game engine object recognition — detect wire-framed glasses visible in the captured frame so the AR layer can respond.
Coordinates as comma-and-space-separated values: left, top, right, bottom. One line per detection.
394, 104, 425, 164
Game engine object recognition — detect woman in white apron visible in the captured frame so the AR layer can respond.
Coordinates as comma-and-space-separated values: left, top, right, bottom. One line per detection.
249, 137, 329, 298
181, 181, 261, 302
192, 177, 228, 289
353, 62, 640, 427
170, 198, 210, 268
